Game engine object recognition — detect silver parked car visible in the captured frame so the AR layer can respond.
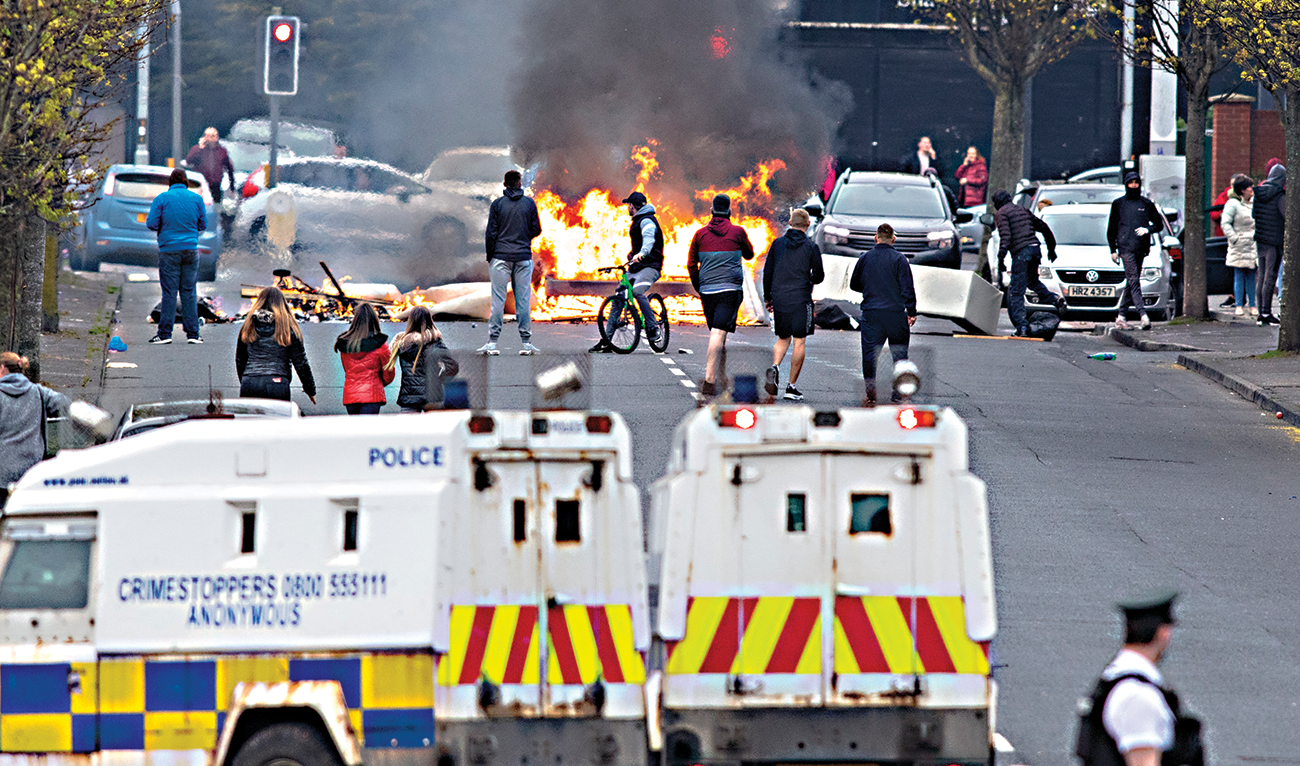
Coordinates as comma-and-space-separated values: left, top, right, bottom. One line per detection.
234, 157, 485, 288
986, 203, 1177, 320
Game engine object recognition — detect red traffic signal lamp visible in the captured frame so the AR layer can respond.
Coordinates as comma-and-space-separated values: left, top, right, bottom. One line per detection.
264, 16, 300, 96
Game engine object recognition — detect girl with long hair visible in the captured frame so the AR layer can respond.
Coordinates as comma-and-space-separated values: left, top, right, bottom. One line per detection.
236, 287, 316, 403
334, 302, 394, 414
385, 306, 453, 412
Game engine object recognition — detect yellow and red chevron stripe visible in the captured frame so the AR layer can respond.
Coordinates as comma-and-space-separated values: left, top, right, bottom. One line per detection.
438, 604, 644, 686
546, 604, 645, 685
833, 595, 990, 675
665, 596, 821, 675
439, 605, 541, 685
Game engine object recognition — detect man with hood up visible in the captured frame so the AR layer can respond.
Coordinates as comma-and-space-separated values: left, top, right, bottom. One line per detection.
1252, 163, 1286, 325
591, 191, 665, 353
0, 352, 70, 506
481, 169, 543, 356
688, 194, 756, 397
763, 208, 824, 401
1107, 171, 1165, 330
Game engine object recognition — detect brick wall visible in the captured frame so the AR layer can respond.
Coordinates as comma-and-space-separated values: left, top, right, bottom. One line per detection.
1252, 110, 1287, 178
1211, 97, 1253, 195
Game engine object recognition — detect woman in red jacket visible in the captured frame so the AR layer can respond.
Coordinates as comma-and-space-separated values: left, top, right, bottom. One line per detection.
334, 302, 394, 414
954, 146, 988, 208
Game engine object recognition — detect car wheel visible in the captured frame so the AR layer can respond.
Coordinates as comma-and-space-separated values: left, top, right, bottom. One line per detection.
230, 722, 342, 766
79, 250, 100, 273
421, 217, 468, 261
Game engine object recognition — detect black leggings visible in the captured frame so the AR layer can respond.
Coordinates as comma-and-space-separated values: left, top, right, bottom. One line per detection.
240, 375, 291, 401
345, 402, 382, 415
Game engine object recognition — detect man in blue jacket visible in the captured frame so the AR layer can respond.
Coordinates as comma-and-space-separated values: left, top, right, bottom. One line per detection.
145, 169, 207, 344
480, 170, 543, 356
849, 223, 916, 405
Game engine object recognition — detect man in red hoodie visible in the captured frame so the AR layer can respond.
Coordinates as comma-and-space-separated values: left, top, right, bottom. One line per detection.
688, 194, 755, 397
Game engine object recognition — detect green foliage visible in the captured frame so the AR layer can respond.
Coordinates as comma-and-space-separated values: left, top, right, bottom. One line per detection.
1206, 0, 1300, 92
0, 0, 168, 224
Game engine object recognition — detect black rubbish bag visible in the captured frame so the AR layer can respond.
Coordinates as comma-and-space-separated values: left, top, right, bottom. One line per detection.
150, 297, 228, 324
1025, 311, 1060, 341
813, 301, 860, 331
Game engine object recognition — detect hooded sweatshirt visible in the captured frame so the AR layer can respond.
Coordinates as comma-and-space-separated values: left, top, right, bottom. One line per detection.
0, 373, 70, 486
763, 228, 825, 312
1253, 164, 1287, 248
485, 186, 542, 261
1107, 175, 1164, 257
235, 310, 316, 396
687, 215, 756, 294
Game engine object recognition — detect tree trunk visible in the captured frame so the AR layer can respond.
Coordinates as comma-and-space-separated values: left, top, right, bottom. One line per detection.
0, 213, 46, 381
1278, 86, 1300, 351
42, 231, 59, 333
988, 78, 1027, 205
1181, 78, 1210, 319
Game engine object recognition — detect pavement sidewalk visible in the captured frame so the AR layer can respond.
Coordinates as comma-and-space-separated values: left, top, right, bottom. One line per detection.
39, 267, 124, 404
1107, 299, 1300, 427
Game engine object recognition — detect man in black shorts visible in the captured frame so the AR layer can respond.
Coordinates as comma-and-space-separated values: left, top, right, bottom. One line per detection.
687, 194, 756, 397
763, 209, 824, 401
849, 223, 917, 405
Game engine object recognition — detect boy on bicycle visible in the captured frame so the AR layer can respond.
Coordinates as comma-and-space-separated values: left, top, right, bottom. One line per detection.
590, 191, 665, 353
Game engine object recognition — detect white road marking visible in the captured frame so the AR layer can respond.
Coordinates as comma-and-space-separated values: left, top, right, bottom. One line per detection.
993, 733, 1015, 752
670, 368, 686, 377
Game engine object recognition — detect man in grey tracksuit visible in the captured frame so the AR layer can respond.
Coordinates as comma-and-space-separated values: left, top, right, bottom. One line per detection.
0, 352, 70, 506
481, 170, 543, 356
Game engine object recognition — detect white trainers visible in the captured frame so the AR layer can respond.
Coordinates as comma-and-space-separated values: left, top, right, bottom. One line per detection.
1139, 314, 1151, 330
519, 343, 539, 356
477, 342, 500, 356
1114, 315, 1131, 330
1235, 306, 1245, 316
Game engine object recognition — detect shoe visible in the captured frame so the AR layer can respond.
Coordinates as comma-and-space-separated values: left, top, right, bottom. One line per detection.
1257, 316, 1267, 326
187, 336, 204, 344
1266, 314, 1282, 326
1235, 306, 1245, 316
1054, 295, 1068, 314
1114, 315, 1131, 330
764, 365, 779, 396
700, 380, 717, 397
1139, 314, 1151, 331
863, 394, 877, 408
477, 342, 500, 356
149, 335, 172, 344
519, 343, 539, 356
1015, 326, 1028, 337
1250, 306, 1259, 317
1220, 296, 1236, 308
783, 385, 804, 402
588, 340, 615, 353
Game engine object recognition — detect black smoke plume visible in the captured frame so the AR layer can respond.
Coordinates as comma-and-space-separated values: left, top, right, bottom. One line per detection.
510, 0, 850, 210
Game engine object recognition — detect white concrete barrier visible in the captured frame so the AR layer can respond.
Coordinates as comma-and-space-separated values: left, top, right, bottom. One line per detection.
814, 254, 1004, 335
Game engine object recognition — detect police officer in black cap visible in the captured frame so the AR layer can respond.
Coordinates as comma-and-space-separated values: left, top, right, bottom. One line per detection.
1076, 591, 1203, 766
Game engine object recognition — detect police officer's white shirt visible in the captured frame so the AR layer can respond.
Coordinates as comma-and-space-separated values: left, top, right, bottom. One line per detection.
1102, 649, 1174, 754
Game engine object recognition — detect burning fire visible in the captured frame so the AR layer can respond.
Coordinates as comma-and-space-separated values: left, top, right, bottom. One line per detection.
529, 141, 785, 323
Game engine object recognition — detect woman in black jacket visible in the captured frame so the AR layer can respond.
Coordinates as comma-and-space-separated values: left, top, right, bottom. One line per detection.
384, 306, 453, 411
236, 287, 317, 403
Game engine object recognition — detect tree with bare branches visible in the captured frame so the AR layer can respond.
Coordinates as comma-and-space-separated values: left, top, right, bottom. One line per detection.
1208, 0, 1300, 349
0, 0, 167, 380
914, 0, 1106, 209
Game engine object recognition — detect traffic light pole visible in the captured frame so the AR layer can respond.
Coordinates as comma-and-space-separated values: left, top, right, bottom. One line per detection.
269, 95, 279, 189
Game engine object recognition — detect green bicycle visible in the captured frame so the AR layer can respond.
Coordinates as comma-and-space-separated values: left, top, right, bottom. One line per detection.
596, 264, 671, 354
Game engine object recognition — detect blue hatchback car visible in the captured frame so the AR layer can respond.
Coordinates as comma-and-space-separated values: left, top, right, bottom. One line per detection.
69, 164, 222, 281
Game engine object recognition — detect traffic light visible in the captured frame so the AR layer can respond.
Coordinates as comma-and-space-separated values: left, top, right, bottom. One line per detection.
264, 16, 299, 96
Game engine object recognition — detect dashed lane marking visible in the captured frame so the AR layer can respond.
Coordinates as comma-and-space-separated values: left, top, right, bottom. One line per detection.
660, 353, 702, 400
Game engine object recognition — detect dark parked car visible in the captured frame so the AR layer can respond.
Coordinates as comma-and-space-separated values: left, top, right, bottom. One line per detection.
809, 171, 973, 269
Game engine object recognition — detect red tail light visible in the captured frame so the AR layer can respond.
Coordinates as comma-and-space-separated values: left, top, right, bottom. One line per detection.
719, 407, 757, 429
1167, 246, 1182, 260
897, 408, 937, 430
468, 415, 495, 434
586, 414, 613, 433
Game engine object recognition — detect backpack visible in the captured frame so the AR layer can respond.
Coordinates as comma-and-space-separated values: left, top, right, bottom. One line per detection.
1075, 673, 1204, 766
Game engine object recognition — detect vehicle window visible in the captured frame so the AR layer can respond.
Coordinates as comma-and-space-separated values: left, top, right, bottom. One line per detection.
370, 168, 423, 195
831, 183, 945, 218
225, 143, 273, 173
0, 540, 92, 609
281, 128, 334, 158
426, 154, 516, 183
112, 173, 192, 200
786, 493, 807, 533
1013, 190, 1035, 209
290, 163, 349, 190
849, 493, 891, 535
555, 499, 580, 542
1040, 213, 1111, 246
1038, 188, 1123, 206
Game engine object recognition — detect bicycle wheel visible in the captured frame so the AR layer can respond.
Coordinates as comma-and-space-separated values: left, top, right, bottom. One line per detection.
598, 294, 642, 354
647, 293, 671, 353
